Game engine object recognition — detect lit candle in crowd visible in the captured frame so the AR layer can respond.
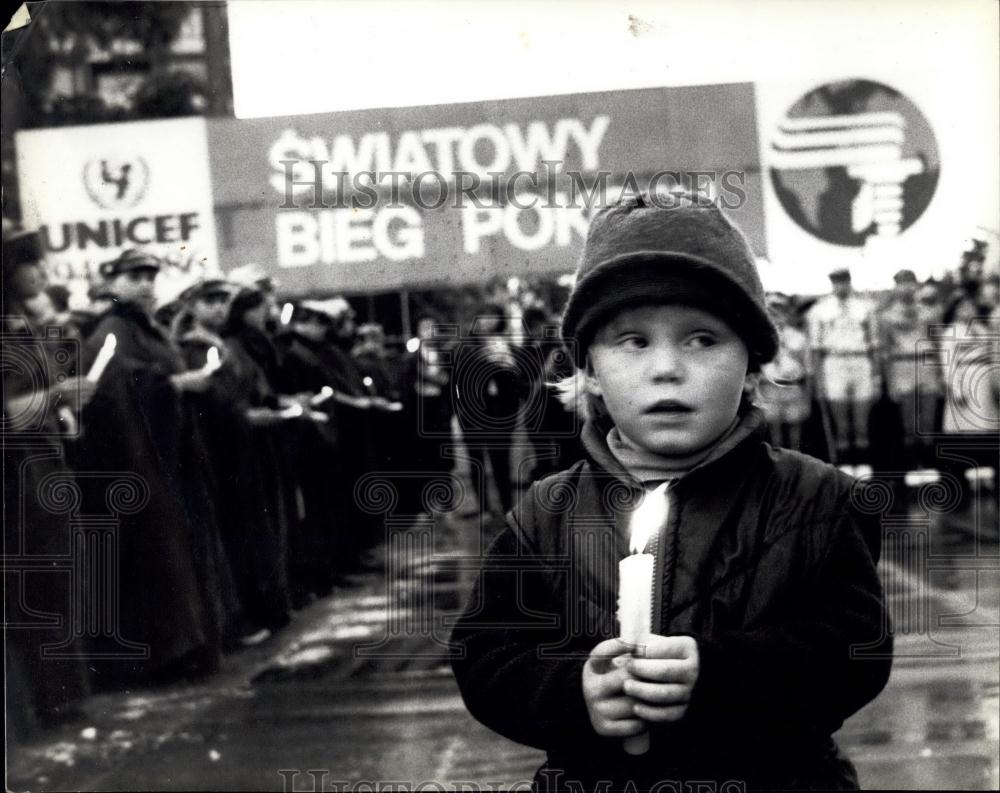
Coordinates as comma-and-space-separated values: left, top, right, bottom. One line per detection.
310, 386, 334, 406
85, 333, 117, 383
617, 480, 669, 756
204, 346, 222, 374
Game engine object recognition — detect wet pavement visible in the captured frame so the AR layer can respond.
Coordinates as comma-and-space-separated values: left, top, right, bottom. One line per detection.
7, 477, 999, 792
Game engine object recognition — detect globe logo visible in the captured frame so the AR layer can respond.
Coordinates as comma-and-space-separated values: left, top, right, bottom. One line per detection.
769, 79, 940, 247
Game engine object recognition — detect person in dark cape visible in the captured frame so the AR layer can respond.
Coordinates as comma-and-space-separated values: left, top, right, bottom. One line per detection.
352, 322, 408, 475
396, 314, 456, 514
206, 285, 297, 631
3, 227, 91, 739
73, 250, 225, 684
175, 279, 285, 646
280, 299, 384, 575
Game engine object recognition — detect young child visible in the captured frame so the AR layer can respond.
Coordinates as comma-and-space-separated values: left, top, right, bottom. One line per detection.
450, 193, 893, 792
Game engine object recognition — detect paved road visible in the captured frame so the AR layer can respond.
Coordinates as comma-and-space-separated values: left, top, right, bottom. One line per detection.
8, 486, 999, 791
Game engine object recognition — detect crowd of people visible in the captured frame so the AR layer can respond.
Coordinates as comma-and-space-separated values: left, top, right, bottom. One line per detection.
756, 251, 999, 478
3, 220, 997, 740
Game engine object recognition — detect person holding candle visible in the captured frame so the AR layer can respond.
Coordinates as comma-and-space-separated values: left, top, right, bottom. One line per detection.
450, 192, 893, 791
3, 226, 92, 739
74, 249, 228, 683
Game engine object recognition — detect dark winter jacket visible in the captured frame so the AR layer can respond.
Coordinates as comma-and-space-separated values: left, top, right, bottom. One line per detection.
450, 407, 892, 791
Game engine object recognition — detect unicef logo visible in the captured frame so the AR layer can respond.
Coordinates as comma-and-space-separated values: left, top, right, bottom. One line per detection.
83, 156, 150, 209
769, 79, 940, 246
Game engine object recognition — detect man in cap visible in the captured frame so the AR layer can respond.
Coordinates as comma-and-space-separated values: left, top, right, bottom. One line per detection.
806, 267, 880, 463
879, 269, 943, 465
98, 248, 162, 314
182, 278, 236, 337
74, 248, 229, 682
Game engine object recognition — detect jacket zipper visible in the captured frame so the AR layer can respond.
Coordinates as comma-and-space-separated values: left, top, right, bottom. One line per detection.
647, 482, 675, 636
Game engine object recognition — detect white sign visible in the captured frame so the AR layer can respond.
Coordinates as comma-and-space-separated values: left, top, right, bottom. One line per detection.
16, 117, 220, 305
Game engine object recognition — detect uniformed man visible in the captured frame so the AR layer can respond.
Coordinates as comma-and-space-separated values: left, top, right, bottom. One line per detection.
806, 268, 880, 462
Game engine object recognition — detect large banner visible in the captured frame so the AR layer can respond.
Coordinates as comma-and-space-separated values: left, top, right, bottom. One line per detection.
17, 77, 993, 298
205, 83, 764, 294
16, 117, 220, 304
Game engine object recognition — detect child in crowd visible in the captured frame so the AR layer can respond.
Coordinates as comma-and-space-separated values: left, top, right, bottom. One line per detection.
451, 193, 893, 791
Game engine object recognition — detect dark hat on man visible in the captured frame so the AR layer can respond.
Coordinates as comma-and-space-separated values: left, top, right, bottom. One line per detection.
893, 268, 918, 284
98, 248, 161, 279
828, 267, 852, 283
560, 192, 778, 368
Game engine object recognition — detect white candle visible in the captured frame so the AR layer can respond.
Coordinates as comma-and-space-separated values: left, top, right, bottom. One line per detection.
617, 481, 669, 756
204, 346, 222, 374
279, 403, 304, 419
85, 333, 117, 383
310, 386, 334, 406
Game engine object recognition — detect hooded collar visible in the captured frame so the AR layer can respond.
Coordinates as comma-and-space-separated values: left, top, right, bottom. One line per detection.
581, 405, 768, 489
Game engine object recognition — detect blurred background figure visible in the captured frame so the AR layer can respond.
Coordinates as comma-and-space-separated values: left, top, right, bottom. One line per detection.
398, 314, 456, 514
878, 269, 944, 468
807, 268, 880, 465
2, 226, 92, 739
453, 303, 525, 516
520, 305, 581, 479
759, 293, 812, 450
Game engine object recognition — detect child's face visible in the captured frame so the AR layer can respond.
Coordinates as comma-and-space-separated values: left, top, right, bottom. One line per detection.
586, 303, 751, 456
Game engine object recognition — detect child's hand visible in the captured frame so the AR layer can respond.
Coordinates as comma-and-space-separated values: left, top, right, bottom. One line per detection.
623, 634, 699, 723
582, 638, 645, 738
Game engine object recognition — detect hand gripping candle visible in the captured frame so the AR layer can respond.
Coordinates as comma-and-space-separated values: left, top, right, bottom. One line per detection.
617, 481, 670, 756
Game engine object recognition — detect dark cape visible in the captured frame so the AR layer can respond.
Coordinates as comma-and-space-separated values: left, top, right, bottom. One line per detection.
3, 308, 90, 738
279, 333, 378, 575
72, 302, 225, 682
193, 326, 293, 630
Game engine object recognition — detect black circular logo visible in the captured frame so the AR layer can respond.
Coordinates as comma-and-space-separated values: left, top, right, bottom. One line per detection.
770, 79, 940, 247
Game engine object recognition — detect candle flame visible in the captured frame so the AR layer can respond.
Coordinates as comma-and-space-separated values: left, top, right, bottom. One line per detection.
629, 481, 669, 554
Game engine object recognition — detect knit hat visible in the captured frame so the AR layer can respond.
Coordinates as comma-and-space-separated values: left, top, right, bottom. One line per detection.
560, 192, 778, 367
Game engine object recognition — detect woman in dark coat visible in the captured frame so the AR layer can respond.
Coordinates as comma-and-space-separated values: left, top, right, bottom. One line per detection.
210, 286, 294, 629
280, 300, 383, 574
176, 280, 285, 644
74, 250, 226, 683
3, 229, 91, 738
